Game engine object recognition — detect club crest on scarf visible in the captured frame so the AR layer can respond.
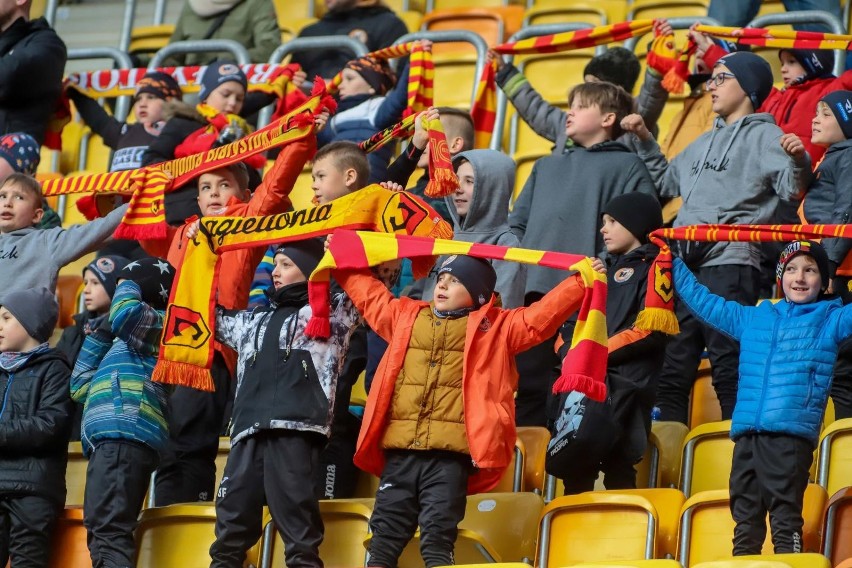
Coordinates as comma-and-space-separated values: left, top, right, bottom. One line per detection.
161, 305, 211, 349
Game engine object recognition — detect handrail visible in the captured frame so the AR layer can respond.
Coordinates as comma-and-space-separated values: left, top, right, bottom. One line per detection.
67, 47, 135, 122
153, 0, 167, 26
748, 11, 847, 77
623, 16, 721, 52
43, 0, 59, 26
148, 39, 251, 69
120, 0, 137, 53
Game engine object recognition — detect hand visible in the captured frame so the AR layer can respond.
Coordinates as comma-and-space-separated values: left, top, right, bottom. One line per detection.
186, 219, 201, 240
780, 133, 806, 159
591, 257, 606, 274
416, 39, 433, 52
373, 259, 402, 290
688, 22, 714, 52
653, 18, 673, 37
487, 48, 505, 72
324, 234, 332, 251
291, 69, 307, 90
314, 110, 329, 132
621, 113, 652, 141
379, 181, 405, 192
412, 107, 439, 150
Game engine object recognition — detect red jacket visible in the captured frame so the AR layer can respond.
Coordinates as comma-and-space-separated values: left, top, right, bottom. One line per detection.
337, 269, 586, 494
760, 72, 852, 166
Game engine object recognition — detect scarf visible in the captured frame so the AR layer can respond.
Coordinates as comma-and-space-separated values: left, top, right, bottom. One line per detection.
0, 343, 50, 373
152, 185, 452, 392
471, 20, 656, 145
359, 113, 458, 197
267, 281, 310, 308
647, 34, 698, 94
41, 91, 333, 240
640, 223, 852, 336
696, 25, 852, 51
315, 230, 609, 401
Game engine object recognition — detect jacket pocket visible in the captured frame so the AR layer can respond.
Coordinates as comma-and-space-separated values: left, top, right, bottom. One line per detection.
111, 370, 122, 413
274, 349, 329, 427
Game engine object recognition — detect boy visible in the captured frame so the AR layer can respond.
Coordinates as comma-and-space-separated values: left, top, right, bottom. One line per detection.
625, 51, 814, 424
70, 257, 174, 568
0, 288, 72, 568
508, 81, 657, 427
672, 239, 852, 553
549, 192, 666, 493
336, 254, 590, 567
209, 239, 361, 567
0, 173, 128, 293
311, 140, 371, 205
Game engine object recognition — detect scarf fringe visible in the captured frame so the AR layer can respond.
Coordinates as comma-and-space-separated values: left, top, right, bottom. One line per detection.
662, 66, 687, 94
552, 372, 607, 402
305, 317, 331, 339
635, 306, 680, 335
424, 167, 459, 198
113, 222, 167, 241
152, 360, 215, 392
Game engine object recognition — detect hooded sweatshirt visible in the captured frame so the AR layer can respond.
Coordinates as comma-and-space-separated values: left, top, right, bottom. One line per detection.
659, 113, 812, 269
419, 150, 525, 308
801, 138, 852, 269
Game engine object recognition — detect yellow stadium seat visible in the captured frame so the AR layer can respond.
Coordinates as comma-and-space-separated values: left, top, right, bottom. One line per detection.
279, 17, 317, 43
365, 492, 543, 566
432, 54, 480, 109
571, 562, 683, 568
274, 0, 314, 21
214, 437, 230, 496
627, 0, 709, 21
692, 553, 831, 568
527, 0, 627, 25
689, 361, 722, 430
824, 397, 835, 430
524, 5, 606, 26
350, 370, 367, 407
80, 130, 113, 173
679, 420, 733, 497
48, 507, 89, 568
66, 442, 87, 507
491, 438, 525, 493
352, 467, 380, 499
136, 503, 219, 567
56, 275, 84, 330
259, 498, 373, 567
608, 488, 686, 560
757, 0, 787, 17
823, 486, 852, 566
537, 492, 657, 566
517, 426, 550, 493
129, 24, 175, 56
37, 147, 61, 175
399, 10, 424, 33
651, 421, 689, 491
59, 121, 86, 175
518, 49, 592, 102
815, 417, 852, 497
431, 0, 506, 10
422, 7, 524, 49
289, 166, 316, 210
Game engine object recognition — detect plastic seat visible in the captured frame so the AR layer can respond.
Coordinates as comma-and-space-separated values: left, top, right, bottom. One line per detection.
627, 0, 709, 21
352, 468, 380, 499
289, 166, 316, 211
399, 10, 424, 33
689, 363, 722, 430
365, 492, 543, 566
822, 486, 852, 565
135, 503, 219, 567
432, 53, 480, 109
524, 5, 606, 26
526, 0, 627, 25
651, 421, 690, 490
129, 24, 174, 56
491, 437, 525, 493
66, 442, 87, 508
273, 0, 314, 21
608, 488, 687, 560
279, 17, 317, 43
692, 553, 831, 568
48, 507, 89, 568
214, 436, 230, 496
679, 420, 733, 497
55, 275, 84, 330
422, 7, 523, 51
80, 130, 112, 174
571, 562, 683, 568
259, 498, 373, 568
537, 492, 657, 567
430, 0, 506, 10
815, 418, 852, 498
516, 426, 551, 493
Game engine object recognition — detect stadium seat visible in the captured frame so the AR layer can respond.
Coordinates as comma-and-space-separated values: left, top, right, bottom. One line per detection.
213, 436, 230, 496
571, 562, 683, 568
135, 503, 220, 567
399, 10, 424, 33
756, 0, 788, 18
66, 442, 87, 508
608, 488, 687, 560
47, 507, 89, 568
692, 553, 831, 568
79, 129, 112, 173
279, 17, 318, 43
523, 5, 605, 27
430, 0, 507, 10
526, 0, 627, 25
259, 498, 374, 567
56, 275, 84, 330
689, 361, 722, 430
516, 426, 550, 493
129, 24, 174, 57
537, 492, 657, 566
350, 370, 367, 407
822, 487, 852, 566
651, 421, 689, 490
815, 418, 852, 499
59, 121, 86, 175
491, 438, 525, 492
274, 0, 314, 21
422, 7, 524, 49
627, 0, 709, 21
679, 420, 733, 497
352, 468, 380, 499
365, 492, 543, 566
37, 147, 61, 175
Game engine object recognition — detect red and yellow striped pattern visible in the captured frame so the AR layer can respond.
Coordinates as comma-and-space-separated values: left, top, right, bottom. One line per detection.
317, 230, 609, 400
696, 25, 852, 51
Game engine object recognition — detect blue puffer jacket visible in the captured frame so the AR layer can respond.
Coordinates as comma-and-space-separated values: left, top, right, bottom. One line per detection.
673, 258, 852, 444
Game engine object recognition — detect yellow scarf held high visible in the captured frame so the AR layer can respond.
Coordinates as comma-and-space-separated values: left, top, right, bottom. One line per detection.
316, 230, 609, 401
154, 186, 452, 392
695, 25, 852, 50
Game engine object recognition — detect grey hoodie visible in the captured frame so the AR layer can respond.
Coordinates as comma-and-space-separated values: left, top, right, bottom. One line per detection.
0, 203, 128, 293
659, 113, 812, 268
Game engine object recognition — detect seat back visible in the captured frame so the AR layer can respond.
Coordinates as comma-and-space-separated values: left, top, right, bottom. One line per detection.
628, 0, 709, 21
537, 492, 657, 567
691, 553, 831, 567
48, 507, 90, 568
609, 488, 687, 560
135, 504, 219, 567
651, 421, 690, 490
679, 421, 733, 497
823, 487, 852, 566
56, 275, 84, 330
213, 437, 230, 497
66, 442, 87, 507
816, 418, 852, 497
516, 426, 551, 493
689, 363, 722, 430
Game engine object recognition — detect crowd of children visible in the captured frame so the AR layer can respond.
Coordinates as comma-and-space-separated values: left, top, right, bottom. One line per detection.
4, 12, 852, 567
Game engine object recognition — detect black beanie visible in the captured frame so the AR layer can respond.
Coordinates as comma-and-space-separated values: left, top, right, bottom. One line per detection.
198, 60, 248, 103
135, 71, 182, 101
602, 193, 664, 244
781, 49, 835, 83
583, 47, 641, 93
437, 255, 497, 307
776, 240, 830, 291
0, 288, 58, 343
83, 255, 130, 299
716, 52, 774, 111
274, 238, 326, 279
820, 90, 852, 139
119, 257, 175, 310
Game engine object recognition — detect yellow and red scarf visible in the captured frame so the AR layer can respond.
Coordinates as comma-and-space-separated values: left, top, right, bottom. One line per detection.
153, 185, 452, 391
696, 25, 852, 51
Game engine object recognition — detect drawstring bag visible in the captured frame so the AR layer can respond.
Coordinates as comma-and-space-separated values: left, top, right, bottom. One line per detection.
545, 387, 616, 479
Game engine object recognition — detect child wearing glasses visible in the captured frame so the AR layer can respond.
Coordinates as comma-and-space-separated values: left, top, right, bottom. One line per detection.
621, 51, 814, 425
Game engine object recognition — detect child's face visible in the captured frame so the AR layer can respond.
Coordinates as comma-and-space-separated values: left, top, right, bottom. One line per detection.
565, 96, 612, 147
82, 269, 112, 315
780, 51, 807, 87
812, 102, 845, 147
453, 161, 475, 219
134, 93, 165, 126
600, 214, 642, 255
197, 169, 248, 216
782, 254, 822, 304
311, 156, 354, 204
0, 307, 38, 352
707, 65, 751, 118
205, 81, 245, 115
271, 253, 307, 289
338, 68, 374, 99
433, 272, 474, 312
0, 182, 43, 233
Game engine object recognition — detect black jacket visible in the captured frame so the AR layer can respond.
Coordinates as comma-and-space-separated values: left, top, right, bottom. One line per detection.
0, 17, 67, 144
0, 349, 73, 504
55, 313, 90, 366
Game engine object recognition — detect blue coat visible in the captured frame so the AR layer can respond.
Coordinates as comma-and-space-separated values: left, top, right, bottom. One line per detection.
673, 258, 852, 443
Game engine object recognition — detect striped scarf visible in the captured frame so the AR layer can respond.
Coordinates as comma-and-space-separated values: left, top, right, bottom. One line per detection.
318, 230, 609, 400
696, 25, 852, 50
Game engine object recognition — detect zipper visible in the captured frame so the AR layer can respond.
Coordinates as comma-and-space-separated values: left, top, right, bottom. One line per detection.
250, 312, 271, 368
756, 316, 782, 429
0, 373, 14, 420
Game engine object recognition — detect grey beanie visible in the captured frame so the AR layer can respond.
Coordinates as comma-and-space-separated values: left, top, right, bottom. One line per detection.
0, 288, 58, 343
715, 52, 774, 110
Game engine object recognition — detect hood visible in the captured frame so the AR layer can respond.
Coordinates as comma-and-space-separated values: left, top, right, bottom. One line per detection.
823, 137, 852, 157
27, 348, 71, 370
3, 226, 37, 237
446, 150, 515, 243
163, 100, 205, 124
567, 140, 633, 153
188, 0, 242, 17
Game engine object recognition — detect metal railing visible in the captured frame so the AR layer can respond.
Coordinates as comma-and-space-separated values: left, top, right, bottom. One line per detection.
148, 39, 251, 69
747, 11, 847, 77
623, 16, 721, 52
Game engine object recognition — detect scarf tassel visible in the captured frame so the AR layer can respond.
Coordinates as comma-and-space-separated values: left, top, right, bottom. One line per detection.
424, 166, 459, 198
635, 306, 680, 335
152, 360, 215, 392
552, 372, 607, 402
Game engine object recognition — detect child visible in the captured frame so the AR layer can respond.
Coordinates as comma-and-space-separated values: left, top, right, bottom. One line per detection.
336, 254, 590, 567
508, 81, 657, 427
0, 288, 72, 568
549, 192, 666, 493
672, 239, 852, 554
68, 71, 182, 171
208, 239, 361, 567
70, 257, 174, 568
626, 51, 814, 425
0, 173, 129, 293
